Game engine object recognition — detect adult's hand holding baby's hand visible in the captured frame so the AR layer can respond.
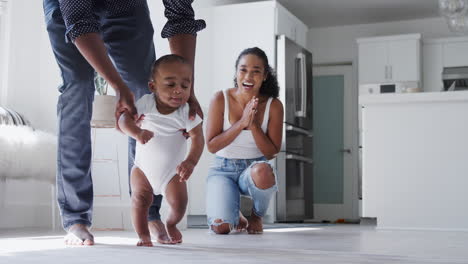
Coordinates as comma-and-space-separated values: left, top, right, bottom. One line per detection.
115, 88, 137, 132
136, 129, 154, 144
176, 160, 196, 182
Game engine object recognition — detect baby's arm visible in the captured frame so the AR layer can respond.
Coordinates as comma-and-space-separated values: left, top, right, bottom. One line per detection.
176, 123, 204, 182
118, 111, 154, 144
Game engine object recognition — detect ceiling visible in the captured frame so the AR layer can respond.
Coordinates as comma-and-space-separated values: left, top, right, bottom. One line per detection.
197, 0, 441, 28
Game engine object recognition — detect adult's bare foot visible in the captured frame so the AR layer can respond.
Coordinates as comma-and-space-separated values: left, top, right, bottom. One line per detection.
136, 235, 153, 247
166, 224, 182, 244
236, 211, 249, 232
148, 220, 173, 244
247, 211, 263, 234
64, 224, 94, 246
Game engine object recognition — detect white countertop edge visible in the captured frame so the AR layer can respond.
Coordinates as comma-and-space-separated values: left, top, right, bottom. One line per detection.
359, 91, 468, 106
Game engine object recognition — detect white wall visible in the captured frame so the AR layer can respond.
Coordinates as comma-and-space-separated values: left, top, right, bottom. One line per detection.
2, 0, 57, 132
307, 17, 459, 65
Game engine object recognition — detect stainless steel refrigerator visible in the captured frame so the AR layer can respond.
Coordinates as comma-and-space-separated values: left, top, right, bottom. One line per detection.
275, 35, 314, 222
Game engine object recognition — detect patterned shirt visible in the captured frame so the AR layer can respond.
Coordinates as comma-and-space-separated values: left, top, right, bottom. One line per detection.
58, 0, 206, 42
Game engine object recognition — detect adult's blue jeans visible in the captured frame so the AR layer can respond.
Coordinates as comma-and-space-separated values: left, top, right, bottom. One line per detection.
206, 156, 278, 231
43, 0, 162, 229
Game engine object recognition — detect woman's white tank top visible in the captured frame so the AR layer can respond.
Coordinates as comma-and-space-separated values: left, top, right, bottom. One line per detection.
216, 90, 273, 159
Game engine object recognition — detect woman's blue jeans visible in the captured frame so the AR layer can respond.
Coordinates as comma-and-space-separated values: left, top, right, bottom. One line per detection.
206, 156, 278, 230
43, 0, 162, 229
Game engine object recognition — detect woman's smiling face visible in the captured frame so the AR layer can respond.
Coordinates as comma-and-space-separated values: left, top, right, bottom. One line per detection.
235, 54, 266, 94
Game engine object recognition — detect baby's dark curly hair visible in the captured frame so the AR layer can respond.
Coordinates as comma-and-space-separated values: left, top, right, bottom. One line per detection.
234, 47, 279, 98
149, 54, 191, 80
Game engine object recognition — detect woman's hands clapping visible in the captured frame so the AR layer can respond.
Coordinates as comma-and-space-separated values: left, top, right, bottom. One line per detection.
240, 97, 259, 129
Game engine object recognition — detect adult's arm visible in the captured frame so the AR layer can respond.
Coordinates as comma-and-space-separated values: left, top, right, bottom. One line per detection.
58, 0, 137, 125
74, 34, 137, 121
249, 99, 284, 160
162, 0, 206, 119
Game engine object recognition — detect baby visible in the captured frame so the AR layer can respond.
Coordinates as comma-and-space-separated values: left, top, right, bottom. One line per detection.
119, 54, 204, 246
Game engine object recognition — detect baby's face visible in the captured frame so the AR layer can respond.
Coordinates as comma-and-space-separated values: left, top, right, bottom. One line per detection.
150, 61, 192, 108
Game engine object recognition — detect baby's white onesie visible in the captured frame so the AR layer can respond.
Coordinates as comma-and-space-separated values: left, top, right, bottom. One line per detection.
134, 94, 202, 195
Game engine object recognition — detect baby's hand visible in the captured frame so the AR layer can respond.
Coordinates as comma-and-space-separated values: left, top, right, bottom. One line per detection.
136, 114, 145, 127
179, 129, 190, 139
136, 129, 154, 144
176, 160, 196, 182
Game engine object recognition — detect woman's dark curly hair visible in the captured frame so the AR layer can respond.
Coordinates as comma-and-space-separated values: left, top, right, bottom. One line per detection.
234, 47, 279, 98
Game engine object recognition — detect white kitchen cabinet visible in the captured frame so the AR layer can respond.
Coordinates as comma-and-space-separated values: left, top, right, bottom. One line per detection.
357, 34, 421, 85
275, 4, 308, 48
443, 40, 468, 67
358, 42, 388, 84
422, 37, 468, 92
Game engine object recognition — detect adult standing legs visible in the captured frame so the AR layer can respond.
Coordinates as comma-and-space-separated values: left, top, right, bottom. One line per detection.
44, 0, 95, 245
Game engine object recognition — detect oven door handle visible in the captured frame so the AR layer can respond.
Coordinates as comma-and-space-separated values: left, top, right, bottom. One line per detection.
285, 154, 314, 164
286, 124, 313, 137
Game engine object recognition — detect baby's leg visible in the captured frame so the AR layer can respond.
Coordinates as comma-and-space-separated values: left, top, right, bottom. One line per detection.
164, 175, 188, 243
131, 167, 154, 247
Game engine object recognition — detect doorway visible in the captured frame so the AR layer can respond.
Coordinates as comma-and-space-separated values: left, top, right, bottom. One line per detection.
312, 64, 359, 222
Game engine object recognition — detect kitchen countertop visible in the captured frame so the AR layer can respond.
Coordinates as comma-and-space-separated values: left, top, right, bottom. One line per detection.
359, 91, 468, 105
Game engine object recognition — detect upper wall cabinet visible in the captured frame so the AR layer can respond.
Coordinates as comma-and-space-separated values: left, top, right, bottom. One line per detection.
443, 40, 468, 67
275, 4, 308, 48
422, 37, 468, 92
357, 34, 421, 85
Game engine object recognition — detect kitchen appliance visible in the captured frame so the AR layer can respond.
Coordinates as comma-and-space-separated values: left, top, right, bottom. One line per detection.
275, 35, 314, 222
443, 66, 468, 91
359, 81, 421, 95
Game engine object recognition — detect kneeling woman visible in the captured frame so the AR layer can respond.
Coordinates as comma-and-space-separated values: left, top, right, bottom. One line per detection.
205, 47, 284, 234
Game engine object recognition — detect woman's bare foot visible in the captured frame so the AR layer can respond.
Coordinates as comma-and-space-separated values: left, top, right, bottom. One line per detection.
148, 220, 173, 244
236, 211, 249, 231
247, 211, 263, 234
136, 235, 153, 247
166, 224, 182, 243
64, 224, 94, 246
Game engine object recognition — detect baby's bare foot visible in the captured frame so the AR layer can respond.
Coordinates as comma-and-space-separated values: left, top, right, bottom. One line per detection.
148, 220, 173, 244
236, 212, 249, 231
64, 224, 94, 246
247, 211, 263, 234
136, 235, 153, 247
166, 224, 182, 244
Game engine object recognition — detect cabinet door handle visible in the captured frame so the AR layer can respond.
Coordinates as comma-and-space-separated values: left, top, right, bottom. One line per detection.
384, 65, 388, 80
389, 65, 392, 80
